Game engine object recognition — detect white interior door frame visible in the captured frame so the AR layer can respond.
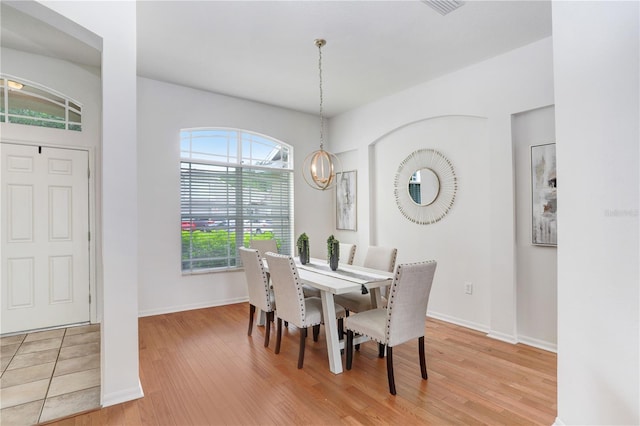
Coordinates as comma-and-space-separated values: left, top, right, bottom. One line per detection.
1, 139, 97, 327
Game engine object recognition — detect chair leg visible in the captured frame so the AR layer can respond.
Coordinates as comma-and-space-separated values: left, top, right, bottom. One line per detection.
338, 318, 344, 338
312, 324, 320, 342
378, 343, 385, 358
264, 311, 273, 347
298, 327, 307, 369
387, 346, 396, 395
346, 330, 354, 370
419, 336, 428, 379
248, 304, 256, 336
275, 317, 282, 354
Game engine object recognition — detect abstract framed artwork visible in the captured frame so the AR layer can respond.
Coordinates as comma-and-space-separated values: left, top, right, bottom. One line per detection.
336, 170, 357, 231
531, 143, 557, 246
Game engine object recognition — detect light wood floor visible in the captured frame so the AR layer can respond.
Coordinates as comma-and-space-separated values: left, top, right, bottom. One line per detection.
49, 303, 557, 425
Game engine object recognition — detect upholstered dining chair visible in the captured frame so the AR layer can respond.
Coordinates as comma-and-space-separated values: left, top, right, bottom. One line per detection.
333, 246, 397, 314
345, 260, 437, 395
250, 238, 278, 289
239, 247, 276, 347
265, 252, 346, 369
339, 243, 357, 265
249, 239, 278, 258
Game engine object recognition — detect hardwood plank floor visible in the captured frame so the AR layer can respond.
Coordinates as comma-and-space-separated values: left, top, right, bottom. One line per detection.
48, 303, 556, 425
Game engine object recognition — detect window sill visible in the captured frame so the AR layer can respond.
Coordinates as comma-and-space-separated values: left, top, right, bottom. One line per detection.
181, 267, 244, 277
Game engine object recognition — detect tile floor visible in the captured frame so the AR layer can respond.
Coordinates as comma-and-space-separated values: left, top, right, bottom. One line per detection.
0, 324, 101, 425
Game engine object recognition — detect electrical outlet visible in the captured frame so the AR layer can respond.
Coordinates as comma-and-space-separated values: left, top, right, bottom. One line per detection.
464, 282, 473, 295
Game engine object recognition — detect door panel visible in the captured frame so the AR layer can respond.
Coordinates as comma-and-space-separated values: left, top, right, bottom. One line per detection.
1, 143, 90, 334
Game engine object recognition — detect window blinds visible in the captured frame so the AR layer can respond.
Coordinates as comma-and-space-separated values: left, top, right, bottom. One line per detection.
181, 161, 293, 272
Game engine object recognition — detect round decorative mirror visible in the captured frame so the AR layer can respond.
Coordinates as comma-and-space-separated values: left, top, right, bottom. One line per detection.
408, 168, 440, 206
394, 149, 457, 224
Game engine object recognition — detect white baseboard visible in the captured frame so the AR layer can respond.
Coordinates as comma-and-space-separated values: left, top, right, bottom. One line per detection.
427, 310, 557, 352
101, 379, 144, 407
426, 310, 490, 333
487, 330, 519, 344
553, 416, 566, 425
517, 334, 557, 353
138, 297, 248, 317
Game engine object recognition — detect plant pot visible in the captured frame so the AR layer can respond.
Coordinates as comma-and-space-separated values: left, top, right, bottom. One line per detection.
329, 241, 339, 271
299, 240, 309, 265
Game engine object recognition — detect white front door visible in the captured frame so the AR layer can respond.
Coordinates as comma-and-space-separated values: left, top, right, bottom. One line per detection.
1, 143, 90, 334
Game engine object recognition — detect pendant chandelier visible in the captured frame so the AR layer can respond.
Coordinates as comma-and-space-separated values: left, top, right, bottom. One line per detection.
303, 39, 342, 191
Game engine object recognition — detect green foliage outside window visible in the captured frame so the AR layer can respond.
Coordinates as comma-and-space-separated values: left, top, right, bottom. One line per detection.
181, 229, 278, 271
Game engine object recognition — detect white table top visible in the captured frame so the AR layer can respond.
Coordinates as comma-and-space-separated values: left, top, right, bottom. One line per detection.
295, 258, 392, 295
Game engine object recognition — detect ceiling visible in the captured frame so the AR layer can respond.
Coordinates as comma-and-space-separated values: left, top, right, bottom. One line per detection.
2, 1, 552, 117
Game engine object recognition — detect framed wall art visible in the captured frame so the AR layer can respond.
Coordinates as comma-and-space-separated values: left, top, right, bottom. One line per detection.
336, 170, 357, 231
531, 143, 557, 246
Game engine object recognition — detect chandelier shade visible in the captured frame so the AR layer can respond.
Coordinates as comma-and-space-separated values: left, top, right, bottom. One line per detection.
303, 38, 341, 191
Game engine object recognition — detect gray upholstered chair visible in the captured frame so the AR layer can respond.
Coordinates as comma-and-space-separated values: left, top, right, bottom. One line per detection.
239, 247, 276, 347
345, 260, 437, 395
265, 252, 346, 368
339, 243, 357, 265
249, 239, 278, 258
333, 246, 397, 313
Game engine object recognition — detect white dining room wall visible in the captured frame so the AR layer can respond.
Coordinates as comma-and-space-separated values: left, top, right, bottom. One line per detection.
136, 77, 333, 316
330, 37, 555, 344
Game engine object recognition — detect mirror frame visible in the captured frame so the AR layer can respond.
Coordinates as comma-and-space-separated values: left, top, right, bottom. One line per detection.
393, 149, 457, 224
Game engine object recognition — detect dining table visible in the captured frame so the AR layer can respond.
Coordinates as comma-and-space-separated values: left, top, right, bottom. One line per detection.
264, 257, 393, 374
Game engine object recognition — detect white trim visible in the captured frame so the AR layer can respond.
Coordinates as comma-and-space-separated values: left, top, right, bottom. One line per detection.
426, 310, 490, 333
517, 334, 557, 353
87, 147, 97, 324
138, 297, 248, 318
101, 379, 144, 408
486, 330, 519, 344
428, 310, 557, 351
553, 417, 566, 426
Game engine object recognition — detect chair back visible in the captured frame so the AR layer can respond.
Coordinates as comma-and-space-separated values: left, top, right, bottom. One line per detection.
265, 252, 306, 328
339, 243, 357, 265
364, 246, 398, 273
386, 261, 437, 347
239, 247, 274, 312
250, 239, 278, 258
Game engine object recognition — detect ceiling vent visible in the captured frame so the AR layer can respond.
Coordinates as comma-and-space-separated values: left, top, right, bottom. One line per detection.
421, 0, 465, 16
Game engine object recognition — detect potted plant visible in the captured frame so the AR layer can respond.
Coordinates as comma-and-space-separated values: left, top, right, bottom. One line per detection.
327, 234, 340, 271
297, 233, 310, 265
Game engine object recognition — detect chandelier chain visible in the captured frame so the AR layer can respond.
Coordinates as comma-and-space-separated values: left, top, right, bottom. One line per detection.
318, 40, 324, 150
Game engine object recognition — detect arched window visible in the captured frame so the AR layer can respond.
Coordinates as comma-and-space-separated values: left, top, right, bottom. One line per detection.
180, 128, 293, 272
0, 76, 82, 131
